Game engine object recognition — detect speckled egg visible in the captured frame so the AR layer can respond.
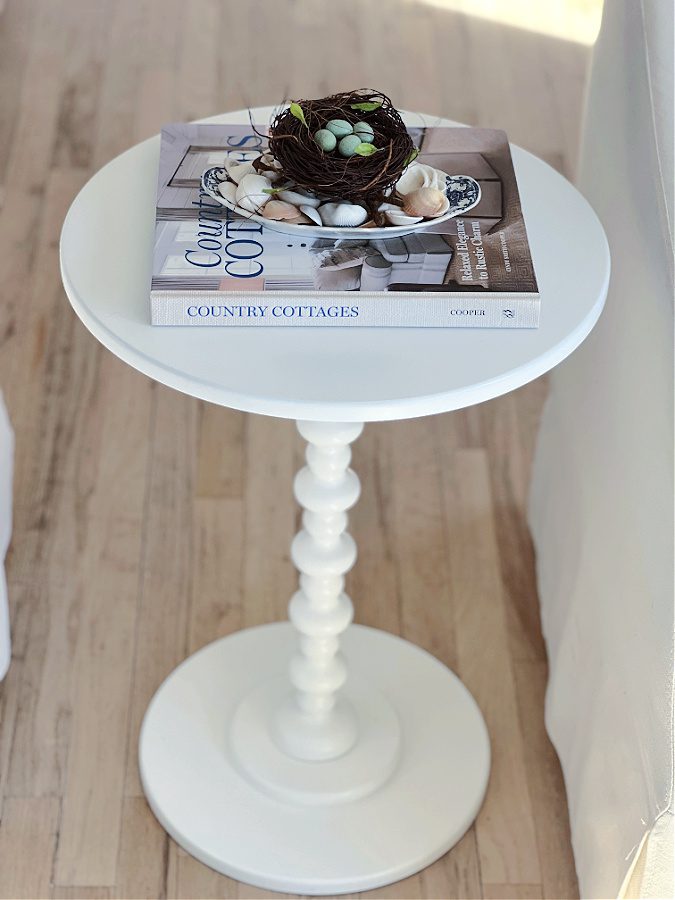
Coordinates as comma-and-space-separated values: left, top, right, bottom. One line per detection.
314, 128, 337, 151
353, 121, 374, 143
325, 119, 353, 139
338, 134, 362, 157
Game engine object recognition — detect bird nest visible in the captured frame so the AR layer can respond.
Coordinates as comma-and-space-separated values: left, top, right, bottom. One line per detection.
262, 89, 415, 223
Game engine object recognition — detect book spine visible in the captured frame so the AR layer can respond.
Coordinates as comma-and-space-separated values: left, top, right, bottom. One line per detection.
150, 292, 540, 328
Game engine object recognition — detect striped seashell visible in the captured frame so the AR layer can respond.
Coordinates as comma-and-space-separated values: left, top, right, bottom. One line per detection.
318, 202, 369, 227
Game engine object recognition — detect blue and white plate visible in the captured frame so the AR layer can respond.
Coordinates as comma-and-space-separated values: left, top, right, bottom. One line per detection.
201, 167, 481, 240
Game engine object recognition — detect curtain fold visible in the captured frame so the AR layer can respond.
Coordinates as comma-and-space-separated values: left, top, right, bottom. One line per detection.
528, 1, 674, 897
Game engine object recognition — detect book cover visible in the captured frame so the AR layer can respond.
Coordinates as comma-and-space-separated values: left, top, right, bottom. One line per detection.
151, 122, 539, 327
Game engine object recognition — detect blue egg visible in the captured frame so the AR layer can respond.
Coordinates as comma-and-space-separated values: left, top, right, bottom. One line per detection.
325, 119, 353, 139
353, 121, 374, 143
338, 134, 362, 157
314, 128, 337, 151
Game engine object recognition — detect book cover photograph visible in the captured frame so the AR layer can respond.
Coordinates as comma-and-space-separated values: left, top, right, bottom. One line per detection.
151, 122, 539, 327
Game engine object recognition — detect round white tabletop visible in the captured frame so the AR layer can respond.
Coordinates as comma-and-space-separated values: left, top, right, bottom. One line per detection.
61, 109, 609, 423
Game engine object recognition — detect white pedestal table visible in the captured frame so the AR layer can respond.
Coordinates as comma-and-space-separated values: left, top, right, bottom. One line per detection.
60, 110, 610, 896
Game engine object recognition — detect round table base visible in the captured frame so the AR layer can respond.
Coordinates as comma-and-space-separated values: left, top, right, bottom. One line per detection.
139, 623, 491, 896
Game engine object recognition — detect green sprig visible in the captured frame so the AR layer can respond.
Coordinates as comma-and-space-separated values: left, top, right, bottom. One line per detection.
350, 100, 382, 112
403, 147, 420, 167
289, 102, 308, 127
354, 143, 379, 156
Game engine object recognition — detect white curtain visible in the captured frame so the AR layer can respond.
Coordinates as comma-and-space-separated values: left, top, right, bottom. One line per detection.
528, 1, 674, 898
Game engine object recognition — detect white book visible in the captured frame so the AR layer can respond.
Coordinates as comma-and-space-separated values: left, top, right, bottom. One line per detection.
151, 123, 540, 328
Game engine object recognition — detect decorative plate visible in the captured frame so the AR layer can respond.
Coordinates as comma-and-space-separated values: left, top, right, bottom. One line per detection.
200, 167, 482, 240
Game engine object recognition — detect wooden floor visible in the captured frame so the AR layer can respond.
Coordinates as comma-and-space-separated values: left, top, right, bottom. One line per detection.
0, 0, 592, 897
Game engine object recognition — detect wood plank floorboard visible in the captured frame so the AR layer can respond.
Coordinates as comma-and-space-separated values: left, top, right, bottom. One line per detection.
0, 0, 587, 895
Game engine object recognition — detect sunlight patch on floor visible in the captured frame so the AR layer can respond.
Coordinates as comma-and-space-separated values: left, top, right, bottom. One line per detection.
411, 0, 603, 45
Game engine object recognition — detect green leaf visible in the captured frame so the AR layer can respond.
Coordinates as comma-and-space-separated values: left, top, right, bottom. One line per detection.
354, 142, 378, 156
289, 102, 307, 127
403, 147, 420, 167
350, 100, 382, 112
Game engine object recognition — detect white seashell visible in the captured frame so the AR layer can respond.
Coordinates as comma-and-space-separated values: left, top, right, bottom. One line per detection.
225, 161, 257, 184
236, 173, 272, 213
217, 180, 238, 205
262, 199, 302, 220
252, 154, 282, 182
425, 168, 451, 192
403, 187, 450, 218
382, 206, 423, 226
318, 202, 369, 227
398, 162, 449, 192
396, 163, 431, 195
277, 188, 321, 208
379, 202, 423, 226
259, 152, 282, 171
285, 213, 314, 225
299, 205, 322, 226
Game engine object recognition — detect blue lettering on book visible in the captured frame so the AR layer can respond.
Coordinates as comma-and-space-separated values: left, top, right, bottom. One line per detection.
187, 305, 269, 318
226, 133, 264, 164
186, 305, 360, 319
272, 305, 359, 318
184, 192, 265, 277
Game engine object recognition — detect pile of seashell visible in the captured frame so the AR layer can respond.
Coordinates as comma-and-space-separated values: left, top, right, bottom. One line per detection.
215, 152, 457, 228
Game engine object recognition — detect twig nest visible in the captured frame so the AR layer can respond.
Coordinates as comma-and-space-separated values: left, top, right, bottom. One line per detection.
267, 89, 415, 220
262, 199, 301, 220
235, 173, 272, 213
402, 187, 450, 218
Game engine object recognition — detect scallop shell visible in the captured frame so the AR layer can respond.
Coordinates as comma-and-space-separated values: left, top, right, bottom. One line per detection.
318, 202, 369, 227
225, 161, 258, 184
403, 187, 450, 218
217, 180, 238, 205
262, 199, 301, 220
299, 204, 322, 226
235, 173, 272, 213
277, 188, 321, 208
379, 202, 423, 226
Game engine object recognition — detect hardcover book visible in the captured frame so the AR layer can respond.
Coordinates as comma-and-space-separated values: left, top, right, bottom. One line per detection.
151, 122, 540, 327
